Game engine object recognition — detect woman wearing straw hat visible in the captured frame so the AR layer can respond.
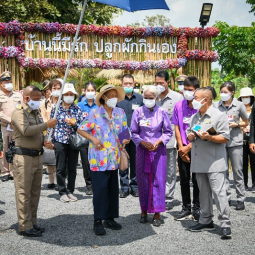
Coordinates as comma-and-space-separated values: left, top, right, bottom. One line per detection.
238, 87, 255, 192
45, 83, 83, 203
78, 84, 130, 236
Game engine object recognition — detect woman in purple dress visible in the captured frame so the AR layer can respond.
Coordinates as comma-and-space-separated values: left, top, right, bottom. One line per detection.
130, 85, 172, 227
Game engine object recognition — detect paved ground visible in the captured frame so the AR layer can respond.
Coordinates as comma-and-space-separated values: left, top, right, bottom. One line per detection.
0, 167, 255, 255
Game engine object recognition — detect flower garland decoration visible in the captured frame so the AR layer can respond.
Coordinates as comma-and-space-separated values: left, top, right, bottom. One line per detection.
0, 20, 220, 38
0, 21, 219, 70
16, 57, 188, 70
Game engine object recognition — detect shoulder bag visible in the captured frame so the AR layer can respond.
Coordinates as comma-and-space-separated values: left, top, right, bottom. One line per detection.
105, 119, 130, 171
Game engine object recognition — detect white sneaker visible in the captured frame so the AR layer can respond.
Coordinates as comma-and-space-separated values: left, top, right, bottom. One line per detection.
68, 193, 78, 202
60, 194, 70, 203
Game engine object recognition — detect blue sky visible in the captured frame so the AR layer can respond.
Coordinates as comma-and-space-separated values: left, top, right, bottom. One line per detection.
112, 0, 254, 69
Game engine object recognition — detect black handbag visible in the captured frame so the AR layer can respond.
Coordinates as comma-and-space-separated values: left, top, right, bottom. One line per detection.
68, 132, 89, 150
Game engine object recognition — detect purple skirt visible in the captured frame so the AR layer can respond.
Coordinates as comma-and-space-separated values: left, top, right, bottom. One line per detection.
136, 144, 167, 213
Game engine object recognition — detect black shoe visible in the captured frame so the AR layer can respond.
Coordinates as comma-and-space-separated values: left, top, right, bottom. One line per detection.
9, 175, 13, 180
47, 183, 55, 189
19, 228, 42, 237
93, 220, 106, 235
165, 202, 173, 210
54, 185, 59, 191
235, 201, 245, 210
1, 175, 9, 182
189, 221, 215, 232
245, 185, 249, 191
152, 218, 161, 227
86, 188, 93, 195
130, 190, 139, 197
140, 216, 148, 224
176, 176, 180, 182
43, 168, 47, 175
192, 208, 201, 222
33, 224, 45, 233
103, 219, 122, 230
228, 200, 232, 207
221, 227, 232, 239
174, 206, 192, 221
252, 183, 255, 193
119, 190, 129, 198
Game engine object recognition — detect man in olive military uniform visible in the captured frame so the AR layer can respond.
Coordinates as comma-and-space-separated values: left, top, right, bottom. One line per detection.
175, 75, 188, 96
12, 86, 57, 237
0, 71, 23, 181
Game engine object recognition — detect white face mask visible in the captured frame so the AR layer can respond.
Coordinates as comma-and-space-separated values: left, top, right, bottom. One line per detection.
51, 90, 61, 98
4, 83, 13, 91
105, 97, 118, 108
63, 96, 75, 104
28, 98, 40, 110
86, 91, 96, 99
220, 93, 232, 102
143, 98, 156, 108
192, 98, 206, 110
157, 85, 166, 93
134, 89, 139, 93
178, 85, 184, 92
242, 97, 251, 105
183, 90, 194, 101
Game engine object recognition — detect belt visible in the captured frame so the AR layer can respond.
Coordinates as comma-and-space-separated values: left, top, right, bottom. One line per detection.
15, 147, 44, 157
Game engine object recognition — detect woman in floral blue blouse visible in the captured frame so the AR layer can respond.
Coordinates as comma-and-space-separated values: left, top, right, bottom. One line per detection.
45, 83, 83, 203
78, 84, 130, 236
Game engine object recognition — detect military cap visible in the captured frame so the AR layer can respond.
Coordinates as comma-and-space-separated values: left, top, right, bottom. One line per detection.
42, 80, 50, 91
0, 71, 12, 82
175, 75, 188, 82
135, 83, 140, 88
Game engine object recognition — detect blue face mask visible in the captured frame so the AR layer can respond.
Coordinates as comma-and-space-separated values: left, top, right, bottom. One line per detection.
124, 87, 133, 93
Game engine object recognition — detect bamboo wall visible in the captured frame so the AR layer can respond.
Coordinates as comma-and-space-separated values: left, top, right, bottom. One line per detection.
183, 37, 212, 87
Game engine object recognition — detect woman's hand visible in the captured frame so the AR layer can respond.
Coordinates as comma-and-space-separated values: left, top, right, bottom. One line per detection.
44, 141, 54, 150
122, 139, 130, 145
65, 117, 77, 126
151, 140, 162, 151
92, 137, 103, 150
141, 140, 154, 151
229, 122, 238, 128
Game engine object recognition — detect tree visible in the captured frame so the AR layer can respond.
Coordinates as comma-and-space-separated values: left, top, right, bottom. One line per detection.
247, 0, 255, 15
213, 21, 255, 86
127, 14, 171, 27
0, 0, 121, 25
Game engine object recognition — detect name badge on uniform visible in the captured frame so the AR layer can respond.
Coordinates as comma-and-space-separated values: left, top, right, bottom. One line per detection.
139, 119, 150, 126
228, 115, 233, 122
183, 117, 191, 124
192, 124, 201, 132
132, 104, 139, 110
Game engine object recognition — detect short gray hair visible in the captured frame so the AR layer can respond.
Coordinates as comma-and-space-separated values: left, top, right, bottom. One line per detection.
142, 85, 159, 98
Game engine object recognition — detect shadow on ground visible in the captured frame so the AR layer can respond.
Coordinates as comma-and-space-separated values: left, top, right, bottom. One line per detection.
9, 213, 157, 247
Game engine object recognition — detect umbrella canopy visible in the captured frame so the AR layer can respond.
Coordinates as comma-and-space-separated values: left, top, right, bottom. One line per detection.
94, 0, 169, 12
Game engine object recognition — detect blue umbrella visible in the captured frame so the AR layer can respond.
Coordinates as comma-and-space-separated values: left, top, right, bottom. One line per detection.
94, 0, 169, 12
48, 0, 170, 139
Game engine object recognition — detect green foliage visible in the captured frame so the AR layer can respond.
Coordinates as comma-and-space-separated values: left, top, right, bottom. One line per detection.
247, 0, 255, 15
0, 0, 121, 25
127, 14, 171, 27
213, 21, 255, 87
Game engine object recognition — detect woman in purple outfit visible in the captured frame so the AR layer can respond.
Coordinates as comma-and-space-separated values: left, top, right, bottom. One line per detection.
130, 85, 172, 227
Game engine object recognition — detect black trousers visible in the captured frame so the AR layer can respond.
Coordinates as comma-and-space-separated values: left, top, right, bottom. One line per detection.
243, 141, 255, 186
80, 148, 92, 189
91, 170, 119, 220
54, 141, 79, 196
178, 149, 200, 209
119, 140, 138, 192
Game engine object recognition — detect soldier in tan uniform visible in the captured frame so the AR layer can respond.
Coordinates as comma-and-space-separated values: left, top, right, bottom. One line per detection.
40, 79, 62, 189
0, 71, 23, 181
12, 86, 57, 237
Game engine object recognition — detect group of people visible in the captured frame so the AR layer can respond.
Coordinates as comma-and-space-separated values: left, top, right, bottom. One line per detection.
0, 70, 255, 240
